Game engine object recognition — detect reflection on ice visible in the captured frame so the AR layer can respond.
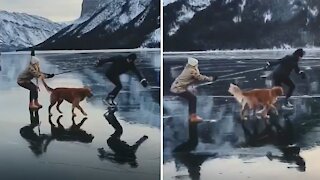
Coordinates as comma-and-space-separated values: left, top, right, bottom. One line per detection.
98, 107, 149, 168
0, 51, 160, 180
164, 51, 320, 180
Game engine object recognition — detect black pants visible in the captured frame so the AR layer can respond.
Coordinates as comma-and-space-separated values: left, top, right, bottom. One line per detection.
107, 75, 122, 98
177, 91, 197, 114
273, 76, 295, 100
18, 82, 38, 102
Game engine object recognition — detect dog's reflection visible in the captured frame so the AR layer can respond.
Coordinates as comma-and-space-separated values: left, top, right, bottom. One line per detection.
98, 107, 148, 168
20, 111, 94, 156
48, 115, 94, 143
20, 109, 50, 156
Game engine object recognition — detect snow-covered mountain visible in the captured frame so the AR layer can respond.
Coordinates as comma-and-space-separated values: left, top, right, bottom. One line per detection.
164, 0, 320, 51
34, 0, 160, 50
0, 11, 64, 52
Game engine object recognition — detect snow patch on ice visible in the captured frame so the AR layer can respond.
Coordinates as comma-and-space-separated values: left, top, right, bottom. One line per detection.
263, 10, 272, 23
233, 16, 242, 23
239, 0, 246, 13
308, 6, 319, 17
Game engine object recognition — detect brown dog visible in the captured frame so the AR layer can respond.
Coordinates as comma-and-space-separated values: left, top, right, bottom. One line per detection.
228, 83, 283, 120
42, 79, 93, 116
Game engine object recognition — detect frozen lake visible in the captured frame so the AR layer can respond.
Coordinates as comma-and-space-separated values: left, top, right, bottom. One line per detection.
0, 50, 160, 180
163, 49, 320, 180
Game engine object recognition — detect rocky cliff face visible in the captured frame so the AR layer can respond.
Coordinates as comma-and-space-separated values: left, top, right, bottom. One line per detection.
34, 0, 160, 50
164, 0, 320, 51
80, 0, 105, 18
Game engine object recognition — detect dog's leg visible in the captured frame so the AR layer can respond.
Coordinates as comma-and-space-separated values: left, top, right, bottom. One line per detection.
57, 116, 65, 129
262, 105, 270, 119
270, 104, 278, 115
49, 95, 58, 116
56, 99, 64, 114
72, 99, 87, 116
72, 104, 76, 117
72, 99, 77, 117
76, 104, 87, 116
240, 104, 244, 120
257, 106, 266, 114
241, 103, 247, 120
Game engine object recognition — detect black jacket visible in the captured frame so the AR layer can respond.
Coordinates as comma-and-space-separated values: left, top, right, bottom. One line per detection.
98, 55, 143, 80
269, 55, 301, 78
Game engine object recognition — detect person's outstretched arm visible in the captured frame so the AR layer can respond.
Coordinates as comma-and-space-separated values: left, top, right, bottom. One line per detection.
191, 68, 212, 81
96, 57, 115, 67
131, 64, 148, 87
41, 72, 55, 78
294, 63, 306, 79
266, 56, 288, 68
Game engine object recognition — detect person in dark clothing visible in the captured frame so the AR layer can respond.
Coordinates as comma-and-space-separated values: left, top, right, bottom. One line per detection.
265, 48, 306, 109
96, 53, 148, 105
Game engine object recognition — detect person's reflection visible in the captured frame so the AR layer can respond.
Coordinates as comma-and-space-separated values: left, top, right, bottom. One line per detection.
241, 112, 305, 171
48, 115, 94, 143
173, 121, 216, 180
98, 107, 148, 168
19, 109, 50, 156
266, 112, 306, 172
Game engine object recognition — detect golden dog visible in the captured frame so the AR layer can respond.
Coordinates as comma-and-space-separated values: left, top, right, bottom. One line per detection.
228, 83, 283, 120
42, 79, 93, 116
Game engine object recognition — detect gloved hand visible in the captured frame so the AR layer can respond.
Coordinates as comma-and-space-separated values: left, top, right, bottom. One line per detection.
140, 79, 148, 88
46, 74, 55, 78
208, 76, 218, 81
213, 76, 218, 81
264, 62, 271, 70
299, 71, 306, 79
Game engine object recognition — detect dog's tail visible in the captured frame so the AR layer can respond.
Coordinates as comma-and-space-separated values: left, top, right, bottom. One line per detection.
41, 79, 53, 92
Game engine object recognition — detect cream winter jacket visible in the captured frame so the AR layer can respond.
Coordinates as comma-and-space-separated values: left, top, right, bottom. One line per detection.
170, 64, 211, 93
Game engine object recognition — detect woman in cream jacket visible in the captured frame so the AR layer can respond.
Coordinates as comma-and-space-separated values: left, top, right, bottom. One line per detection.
170, 57, 217, 123
17, 50, 54, 109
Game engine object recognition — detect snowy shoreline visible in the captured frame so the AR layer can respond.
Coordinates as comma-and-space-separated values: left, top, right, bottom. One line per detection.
164, 47, 320, 55
2, 48, 161, 55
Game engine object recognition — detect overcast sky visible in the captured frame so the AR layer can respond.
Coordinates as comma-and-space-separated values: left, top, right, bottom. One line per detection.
0, 0, 83, 22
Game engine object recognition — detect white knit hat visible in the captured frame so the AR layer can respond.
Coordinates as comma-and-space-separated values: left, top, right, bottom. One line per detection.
30, 57, 40, 64
187, 57, 198, 66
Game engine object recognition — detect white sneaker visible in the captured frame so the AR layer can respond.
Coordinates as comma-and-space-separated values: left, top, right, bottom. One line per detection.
282, 104, 294, 110
286, 101, 294, 107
